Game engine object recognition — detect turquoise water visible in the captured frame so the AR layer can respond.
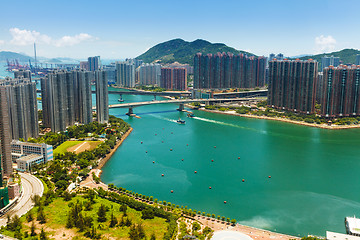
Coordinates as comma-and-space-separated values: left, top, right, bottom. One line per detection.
101, 94, 360, 237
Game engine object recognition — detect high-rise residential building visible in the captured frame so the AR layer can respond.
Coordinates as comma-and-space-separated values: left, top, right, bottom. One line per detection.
194, 52, 266, 89
88, 56, 101, 71
125, 58, 143, 68
173, 68, 187, 90
102, 64, 116, 83
160, 68, 187, 90
116, 61, 135, 87
321, 55, 340, 71
14, 69, 31, 80
321, 65, 360, 118
356, 55, 360, 65
160, 68, 173, 90
165, 62, 194, 75
80, 61, 89, 71
0, 87, 13, 176
268, 59, 318, 114
41, 70, 75, 132
74, 71, 93, 124
0, 77, 38, 140
269, 53, 276, 61
95, 70, 109, 123
42, 70, 93, 132
138, 63, 161, 86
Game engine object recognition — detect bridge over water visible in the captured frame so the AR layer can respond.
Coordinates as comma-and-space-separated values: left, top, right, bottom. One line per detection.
92, 97, 264, 115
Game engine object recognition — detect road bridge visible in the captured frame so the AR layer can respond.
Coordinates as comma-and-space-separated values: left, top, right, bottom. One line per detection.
94, 97, 263, 115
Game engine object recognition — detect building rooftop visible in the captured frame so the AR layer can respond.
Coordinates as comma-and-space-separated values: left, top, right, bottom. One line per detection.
17, 154, 43, 162
346, 217, 360, 235
327, 231, 360, 240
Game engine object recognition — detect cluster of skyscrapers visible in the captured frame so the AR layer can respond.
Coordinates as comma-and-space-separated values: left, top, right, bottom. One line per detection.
268, 59, 318, 114
193, 52, 267, 89
41, 69, 108, 132
160, 68, 187, 91
138, 63, 161, 86
268, 58, 360, 118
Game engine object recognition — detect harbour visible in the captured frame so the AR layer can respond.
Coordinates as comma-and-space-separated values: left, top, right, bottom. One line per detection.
100, 92, 360, 237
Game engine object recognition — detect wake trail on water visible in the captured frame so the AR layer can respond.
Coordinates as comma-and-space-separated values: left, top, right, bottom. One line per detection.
150, 115, 178, 123
193, 116, 267, 134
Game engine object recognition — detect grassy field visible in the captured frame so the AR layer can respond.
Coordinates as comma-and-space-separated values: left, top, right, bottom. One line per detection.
1, 195, 169, 239
54, 141, 101, 155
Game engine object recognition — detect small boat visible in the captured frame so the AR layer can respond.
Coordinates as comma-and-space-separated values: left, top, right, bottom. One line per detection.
118, 99, 124, 102
177, 118, 186, 124
187, 113, 195, 118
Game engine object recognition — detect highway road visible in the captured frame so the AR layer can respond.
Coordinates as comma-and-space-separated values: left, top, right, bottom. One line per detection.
0, 173, 44, 227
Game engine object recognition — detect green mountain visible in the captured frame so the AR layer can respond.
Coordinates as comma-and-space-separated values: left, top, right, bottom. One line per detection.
298, 49, 360, 65
136, 38, 255, 66
0, 51, 34, 63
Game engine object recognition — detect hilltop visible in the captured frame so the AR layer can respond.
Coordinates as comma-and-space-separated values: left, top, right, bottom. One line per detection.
0, 51, 34, 62
136, 38, 254, 65
298, 48, 360, 64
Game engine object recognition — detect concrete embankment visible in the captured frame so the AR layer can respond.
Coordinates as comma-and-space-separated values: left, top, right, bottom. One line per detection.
97, 127, 133, 170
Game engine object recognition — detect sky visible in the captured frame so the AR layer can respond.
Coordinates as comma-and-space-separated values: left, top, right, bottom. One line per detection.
0, 0, 359, 60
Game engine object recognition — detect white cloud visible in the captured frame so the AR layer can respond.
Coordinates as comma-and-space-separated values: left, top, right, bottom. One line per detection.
54, 33, 93, 47
0, 40, 4, 45
9, 28, 94, 47
10, 28, 51, 46
315, 35, 337, 53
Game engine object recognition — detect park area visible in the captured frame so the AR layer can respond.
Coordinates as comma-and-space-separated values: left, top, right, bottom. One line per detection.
54, 141, 101, 155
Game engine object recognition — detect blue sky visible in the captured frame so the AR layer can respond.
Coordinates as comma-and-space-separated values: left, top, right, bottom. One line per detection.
0, 0, 359, 59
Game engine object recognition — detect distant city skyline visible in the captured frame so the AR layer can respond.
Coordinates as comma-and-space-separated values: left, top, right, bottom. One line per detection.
0, 0, 360, 59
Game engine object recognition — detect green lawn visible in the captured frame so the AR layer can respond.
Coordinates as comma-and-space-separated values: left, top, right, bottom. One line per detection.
53, 141, 101, 155
53, 141, 83, 155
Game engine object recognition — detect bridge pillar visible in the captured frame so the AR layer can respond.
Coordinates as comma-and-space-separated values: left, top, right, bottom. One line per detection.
126, 107, 134, 116
177, 103, 185, 111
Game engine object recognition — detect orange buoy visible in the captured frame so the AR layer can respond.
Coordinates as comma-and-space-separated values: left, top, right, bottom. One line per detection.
211, 159, 214, 162
162, 141, 164, 143
161, 174, 164, 177
171, 190, 173, 193
214, 146, 216, 148
194, 171, 197, 174
268, 176, 271, 178
209, 186, 212, 189
170, 148, 173, 151
155, 134, 157, 136
224, 201, 227, 204
181, 159, 184, 161
242, 179, 245, 182
186, 144, 188, 146
238, 157, 240, 159
152, 161, 155, 164
146, 151, 148, 153
141, 141, 143, 144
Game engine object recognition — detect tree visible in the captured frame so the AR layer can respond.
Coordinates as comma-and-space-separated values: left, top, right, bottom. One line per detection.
40, 228, 47, 240
32, 194, 41, 207
109, 212, 118, 228
31, 221, 37, 236
37, 209, 46, 224
141, 208, 154, 220
226, 218, 230, 224
150, 232, 156, 240
231, 219, 237, 225
97, 204, 107, 222
26, 211, 34, 222
120, 204, 127, 216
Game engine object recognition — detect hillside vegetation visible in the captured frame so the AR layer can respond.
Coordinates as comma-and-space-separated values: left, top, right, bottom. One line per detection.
136, 38, 255, 66
298, 48, 360, 65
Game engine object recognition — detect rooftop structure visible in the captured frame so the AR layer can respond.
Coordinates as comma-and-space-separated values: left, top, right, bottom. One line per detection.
327, 231, 360, 240
346, 216, 360, 236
